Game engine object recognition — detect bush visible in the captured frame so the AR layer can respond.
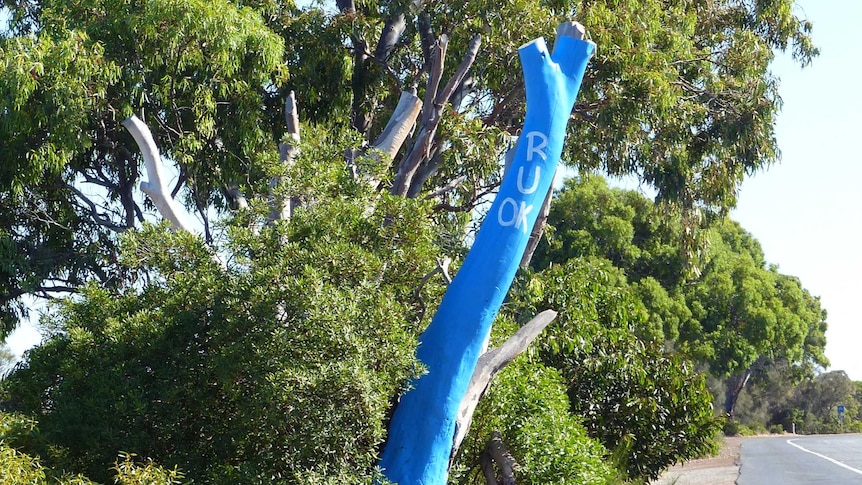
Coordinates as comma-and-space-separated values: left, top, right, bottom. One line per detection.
1, 413, 182, 484
769, 424, 784, 434
2, 191, 444, 483
451, 358, 617, 484
723, 419, 740, 436
522, 259, 720, 481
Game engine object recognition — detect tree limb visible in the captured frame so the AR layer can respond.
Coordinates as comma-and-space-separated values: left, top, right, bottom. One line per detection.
451, 310, 557, 459
122, 115, 194, 233
65, 183, 128, 233
370, 90, 422, 161
374, 13, 406, 62
392, 34, 482, 197
519, 172, 555, 269
422, 174, 466, 200
417, 13, 435, 66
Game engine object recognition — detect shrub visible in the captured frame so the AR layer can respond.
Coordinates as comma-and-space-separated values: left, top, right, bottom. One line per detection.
451, 358, 617, 484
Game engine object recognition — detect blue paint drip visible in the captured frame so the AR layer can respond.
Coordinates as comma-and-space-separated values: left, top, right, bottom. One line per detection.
379, 35, 595, 484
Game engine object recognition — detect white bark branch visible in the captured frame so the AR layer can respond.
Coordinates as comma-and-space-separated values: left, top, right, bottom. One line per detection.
451, 310, 557, 459
269, 91, 301, 224
371, 91, 422, 161
122, 115, 194, 233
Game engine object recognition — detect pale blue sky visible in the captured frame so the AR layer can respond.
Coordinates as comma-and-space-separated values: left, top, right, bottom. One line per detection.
731, 0, 861, 380
3, 2, 860, 381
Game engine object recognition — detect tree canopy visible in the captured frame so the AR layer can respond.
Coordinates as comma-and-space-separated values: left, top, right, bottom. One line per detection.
1, 0, 818, 335
533, 175, 829, 419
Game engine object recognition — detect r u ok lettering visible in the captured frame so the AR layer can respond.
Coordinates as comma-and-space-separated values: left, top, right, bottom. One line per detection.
497, 131, 548, 234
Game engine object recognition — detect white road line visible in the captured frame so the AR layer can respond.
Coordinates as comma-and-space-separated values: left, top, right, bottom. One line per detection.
787, 439, 862, 476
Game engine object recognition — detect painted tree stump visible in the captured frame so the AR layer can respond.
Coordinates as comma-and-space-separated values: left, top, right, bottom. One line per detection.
379, 23, 595, 484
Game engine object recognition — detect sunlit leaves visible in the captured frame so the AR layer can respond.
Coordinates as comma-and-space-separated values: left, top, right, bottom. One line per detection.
0, 30, 120, 193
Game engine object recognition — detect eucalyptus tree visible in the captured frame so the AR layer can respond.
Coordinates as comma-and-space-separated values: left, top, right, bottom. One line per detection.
535, 176, 830, 419
686, 220, 829, 417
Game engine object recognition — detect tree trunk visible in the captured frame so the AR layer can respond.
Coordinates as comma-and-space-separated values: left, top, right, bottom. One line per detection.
480, 431, 518, 485
378, 24, 594, 484
724, 367, 753, 419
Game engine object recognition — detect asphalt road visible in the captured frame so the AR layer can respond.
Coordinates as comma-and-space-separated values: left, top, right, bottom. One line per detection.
738, 434, 862, 484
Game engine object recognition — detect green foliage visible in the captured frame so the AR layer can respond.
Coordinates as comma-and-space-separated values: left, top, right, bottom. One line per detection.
0, 412, 184, 484
522, 259, 719, 481
2, 141, 445, 482
0, 0, 287, 335
451, 357, 617, 485
683, 220, 828, 387
536, 175, 829, 423
568, 0, 816, 211
113, 453, 186, 485
534, 176, 690, 292
0, 0, 827, 480
1, 0, 821, 329
0, 445, 48, 484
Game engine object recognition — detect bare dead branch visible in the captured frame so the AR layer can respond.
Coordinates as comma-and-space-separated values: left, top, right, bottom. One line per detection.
392, 34, 483, 197
122, 115, 194, 233
519, 173, 555, 269
413, 257, 452, 320
451, 310, 557, 459
269, 91, 301, 224
436, 34, 482, 110
371, 91, 423, 161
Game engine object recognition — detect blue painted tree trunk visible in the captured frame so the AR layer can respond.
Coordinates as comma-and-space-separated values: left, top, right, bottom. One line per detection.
379, 32, 595, 484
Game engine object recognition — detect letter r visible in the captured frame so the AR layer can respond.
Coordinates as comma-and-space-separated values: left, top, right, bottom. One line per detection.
526, 131, 548, 162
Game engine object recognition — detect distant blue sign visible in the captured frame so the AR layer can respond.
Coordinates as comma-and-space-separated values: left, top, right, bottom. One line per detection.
838, 405, 845, 415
